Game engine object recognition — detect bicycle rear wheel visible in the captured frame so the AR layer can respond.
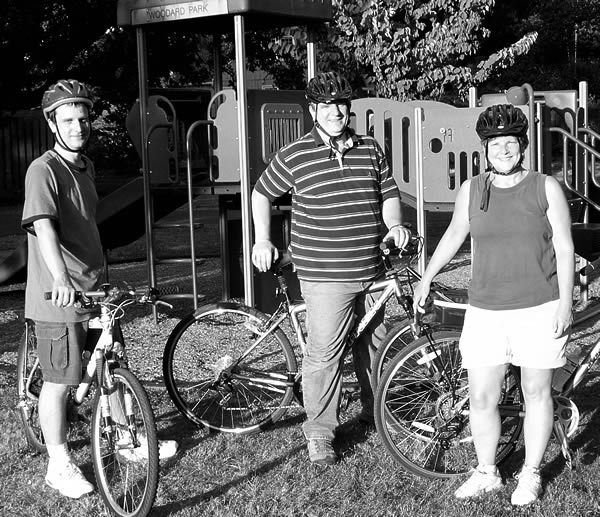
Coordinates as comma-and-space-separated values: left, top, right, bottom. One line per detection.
163, 302, 298, 434
91, 368, 159, 517
374, 330, 523, 479
16, 321, 46, 453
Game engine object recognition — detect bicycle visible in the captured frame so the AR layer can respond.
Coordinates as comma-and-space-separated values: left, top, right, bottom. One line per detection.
17, 284, 174, 517
374, 258, 600, 479
162, 235, 458, 434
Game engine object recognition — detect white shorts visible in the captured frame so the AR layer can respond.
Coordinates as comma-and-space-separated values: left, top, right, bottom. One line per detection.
459, 300, 569, 369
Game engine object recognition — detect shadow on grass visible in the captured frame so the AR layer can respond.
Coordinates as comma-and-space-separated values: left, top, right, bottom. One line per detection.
153, 441, 307, 515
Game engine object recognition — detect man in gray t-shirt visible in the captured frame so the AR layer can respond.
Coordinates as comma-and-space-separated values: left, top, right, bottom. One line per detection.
22, 79, 102, 499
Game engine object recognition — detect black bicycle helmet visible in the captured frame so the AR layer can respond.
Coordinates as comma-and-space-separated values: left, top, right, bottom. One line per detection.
475, 104, 528, 141
305, 72, 352, 104
42, 79, 93, 120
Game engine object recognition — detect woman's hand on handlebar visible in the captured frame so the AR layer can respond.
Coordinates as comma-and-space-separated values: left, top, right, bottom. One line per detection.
412, 280, 431, 315
252, 240, 279, 273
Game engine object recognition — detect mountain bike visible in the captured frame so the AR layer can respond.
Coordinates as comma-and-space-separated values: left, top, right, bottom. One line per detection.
162, 236, 458, 434
17, 284, 174, 517
374, 259, 600, 479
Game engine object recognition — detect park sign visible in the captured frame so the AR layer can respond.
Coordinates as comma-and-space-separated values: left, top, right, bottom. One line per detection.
117, 0, 332, 27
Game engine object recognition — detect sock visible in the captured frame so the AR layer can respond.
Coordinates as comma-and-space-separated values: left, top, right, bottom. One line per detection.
477, 464, 498, 475
47, 443, 71, 470
521, 464, 541, 474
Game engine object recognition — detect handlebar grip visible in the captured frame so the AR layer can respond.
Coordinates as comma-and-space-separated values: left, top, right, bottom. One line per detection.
157, 286, 181, 296
579, 257, 600, 277
380, 235, 419, 256
44, 291, 82, 301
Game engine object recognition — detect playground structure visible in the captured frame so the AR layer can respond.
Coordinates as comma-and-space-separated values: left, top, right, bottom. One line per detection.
2, 0, 600, 310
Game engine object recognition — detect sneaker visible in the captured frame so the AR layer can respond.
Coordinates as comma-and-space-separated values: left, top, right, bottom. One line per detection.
307, 437, 338, 466
45, 461, 94, 499
454, 465, 502, 499
117, 435, 179, 462
511, 466, 542, 506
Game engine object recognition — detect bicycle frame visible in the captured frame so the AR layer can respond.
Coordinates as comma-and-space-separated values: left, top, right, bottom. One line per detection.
219, 254, 422, 400
267, 262, 422, 358
75, 307, 123, 405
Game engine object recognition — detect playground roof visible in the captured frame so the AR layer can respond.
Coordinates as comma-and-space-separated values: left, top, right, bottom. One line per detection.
116, 0, 333, 29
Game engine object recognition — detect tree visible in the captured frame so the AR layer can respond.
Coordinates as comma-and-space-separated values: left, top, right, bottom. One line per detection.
483, 0, 600, 96
270, 0, 538, 103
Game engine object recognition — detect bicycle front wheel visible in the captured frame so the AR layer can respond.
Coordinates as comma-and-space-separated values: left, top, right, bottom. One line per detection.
91, 368, 159, 517
16, 322, 46, 453
371, 320, 414, 389
374, 330, 523, 479
163, 302, 298, 434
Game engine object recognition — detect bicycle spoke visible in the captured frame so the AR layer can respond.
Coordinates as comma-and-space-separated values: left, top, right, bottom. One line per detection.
375, 330, 524, 479
163, 304, 298, 433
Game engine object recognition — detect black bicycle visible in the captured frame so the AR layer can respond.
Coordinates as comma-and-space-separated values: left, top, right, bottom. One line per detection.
374, 259, 600, 479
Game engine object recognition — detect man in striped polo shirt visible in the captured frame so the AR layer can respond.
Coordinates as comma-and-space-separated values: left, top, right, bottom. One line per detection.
252, 72, 411, 465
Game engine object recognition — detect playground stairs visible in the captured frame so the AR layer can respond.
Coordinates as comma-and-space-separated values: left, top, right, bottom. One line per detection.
570, 198, 600, 263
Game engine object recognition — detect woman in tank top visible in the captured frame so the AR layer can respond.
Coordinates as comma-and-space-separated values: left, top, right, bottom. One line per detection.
413, 104, 574, 506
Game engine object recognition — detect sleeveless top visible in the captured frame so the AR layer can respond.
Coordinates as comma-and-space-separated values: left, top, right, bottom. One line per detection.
468, 171, 559, 310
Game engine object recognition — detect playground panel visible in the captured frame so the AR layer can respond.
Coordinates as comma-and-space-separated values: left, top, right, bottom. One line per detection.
351, 98, 534, 211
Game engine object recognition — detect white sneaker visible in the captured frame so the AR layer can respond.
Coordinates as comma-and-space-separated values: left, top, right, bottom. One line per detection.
45, 461, 94, 499
454, 465, 502, 499
511, 466, 542, 506
117, 435, 179, 461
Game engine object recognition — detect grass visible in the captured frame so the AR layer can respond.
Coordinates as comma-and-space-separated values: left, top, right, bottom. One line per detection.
1, 225, 600, 516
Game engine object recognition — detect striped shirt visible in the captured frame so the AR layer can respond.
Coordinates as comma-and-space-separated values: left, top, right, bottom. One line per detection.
254, 126, 400, 282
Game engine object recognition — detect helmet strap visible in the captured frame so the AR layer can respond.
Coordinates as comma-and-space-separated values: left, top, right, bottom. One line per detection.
53, 119, 91, 154
313, 104, 350, 149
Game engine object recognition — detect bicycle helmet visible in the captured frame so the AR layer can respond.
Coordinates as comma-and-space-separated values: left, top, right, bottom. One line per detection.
475, 104, 528, 141
42, 79, 93, 120
305, 72, 352, 104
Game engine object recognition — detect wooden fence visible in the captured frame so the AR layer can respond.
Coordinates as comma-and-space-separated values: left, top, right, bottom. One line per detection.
0, 110, 53, 201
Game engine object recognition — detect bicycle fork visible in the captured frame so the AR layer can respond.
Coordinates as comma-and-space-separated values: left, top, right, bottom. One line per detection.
96, 356, 140, 450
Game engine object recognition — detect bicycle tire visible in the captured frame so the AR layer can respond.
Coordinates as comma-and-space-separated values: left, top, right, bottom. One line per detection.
371, 320, 414, 389
91, 368, 159, 517
16, 322, 46, 453
374, 330, 523, 479
163, 302, 298, 434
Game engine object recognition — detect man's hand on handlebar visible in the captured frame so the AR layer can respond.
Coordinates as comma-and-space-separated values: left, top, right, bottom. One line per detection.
50, 273, 77, 308
382, 224, 411, 250
252, 240, 279, 273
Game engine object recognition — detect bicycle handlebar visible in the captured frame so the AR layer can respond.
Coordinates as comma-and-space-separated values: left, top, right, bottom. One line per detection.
379, 235, 421, 257
44, 284, 180, 306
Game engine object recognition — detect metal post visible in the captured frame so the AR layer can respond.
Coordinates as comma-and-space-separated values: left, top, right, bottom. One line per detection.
579, 80, 590, 302
522, 83, 536, 172
136, 28, 157, 299
414, 107, 426, 275
213, 33, 222, 92
234, 15, 254, 306
468, 86, 478, 108
307, 31, 317, 80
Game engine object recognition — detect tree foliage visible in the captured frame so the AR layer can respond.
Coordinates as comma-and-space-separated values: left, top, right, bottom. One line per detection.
3, 0, 600, 172
270, 0, 538, 102
483, 0, 600, 96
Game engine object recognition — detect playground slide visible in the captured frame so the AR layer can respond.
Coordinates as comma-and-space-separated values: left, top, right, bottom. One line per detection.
0, 176, 192, 286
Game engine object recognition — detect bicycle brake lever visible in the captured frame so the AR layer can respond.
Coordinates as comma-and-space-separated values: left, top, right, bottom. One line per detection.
156, 300, 174, 310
